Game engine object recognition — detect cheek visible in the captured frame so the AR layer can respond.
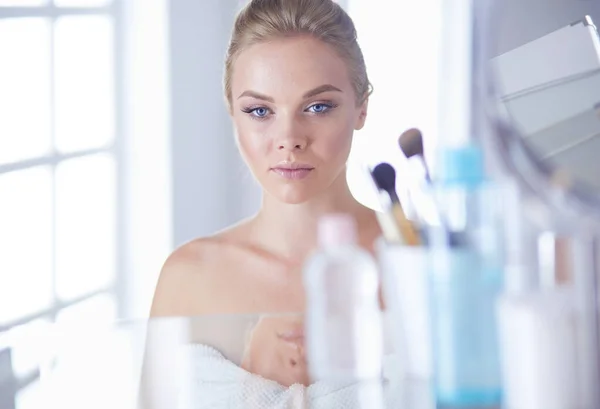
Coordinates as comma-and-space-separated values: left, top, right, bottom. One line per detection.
235, 121, 270, 167
313, 118, 354, 163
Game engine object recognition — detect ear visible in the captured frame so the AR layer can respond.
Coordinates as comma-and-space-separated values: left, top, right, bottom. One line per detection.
354, 97, 368, 130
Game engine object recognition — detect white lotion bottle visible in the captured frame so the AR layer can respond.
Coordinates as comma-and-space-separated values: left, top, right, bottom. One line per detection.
303, 213, 384, 407
497, 281, 578, 409
496, 212, 578, 409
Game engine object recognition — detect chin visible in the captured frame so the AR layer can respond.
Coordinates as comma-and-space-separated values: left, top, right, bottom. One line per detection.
273, 189, 313, 204
265, 183, 317, 204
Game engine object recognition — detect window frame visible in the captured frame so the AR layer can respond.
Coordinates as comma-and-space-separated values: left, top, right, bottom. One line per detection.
0, 2, 127, 401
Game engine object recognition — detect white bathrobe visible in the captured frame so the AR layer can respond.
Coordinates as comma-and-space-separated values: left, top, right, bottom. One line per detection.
177, 344, 405, 409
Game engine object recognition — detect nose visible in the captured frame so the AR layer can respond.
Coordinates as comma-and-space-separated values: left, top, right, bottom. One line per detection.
278, 140, 306, 151
275, 118, 308, 151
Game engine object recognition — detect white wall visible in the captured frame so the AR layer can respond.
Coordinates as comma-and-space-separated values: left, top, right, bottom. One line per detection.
168, 0, 262, 248
346, 0, 443, 212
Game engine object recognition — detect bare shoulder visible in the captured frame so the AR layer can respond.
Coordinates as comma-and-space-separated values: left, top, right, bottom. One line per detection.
149, 237, 221, 318
149, 220, 254, 318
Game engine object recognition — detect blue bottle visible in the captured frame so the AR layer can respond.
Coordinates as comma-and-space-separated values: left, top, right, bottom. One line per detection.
428, 145, 504, 408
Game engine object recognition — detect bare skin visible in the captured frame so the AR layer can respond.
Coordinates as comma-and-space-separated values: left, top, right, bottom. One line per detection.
150, 35, 381, 317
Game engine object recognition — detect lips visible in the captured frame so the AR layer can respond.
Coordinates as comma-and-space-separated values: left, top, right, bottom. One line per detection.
271, 162, 314, 180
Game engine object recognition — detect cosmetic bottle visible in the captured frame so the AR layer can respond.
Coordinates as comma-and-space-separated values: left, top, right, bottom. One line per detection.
303, 213, 384, 407
497, 284, 578, 409
427, 145, 504, 408
496, 229, 598, 409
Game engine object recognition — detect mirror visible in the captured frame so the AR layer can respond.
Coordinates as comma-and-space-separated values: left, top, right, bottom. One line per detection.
490, 0, 600, 197
490, 7, 600, 401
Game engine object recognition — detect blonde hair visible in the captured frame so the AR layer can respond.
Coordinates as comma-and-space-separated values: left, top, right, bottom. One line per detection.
224, 0, 372, 110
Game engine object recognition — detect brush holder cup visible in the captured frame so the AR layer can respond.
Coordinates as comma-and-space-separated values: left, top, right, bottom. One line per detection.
376, 240, 432, 381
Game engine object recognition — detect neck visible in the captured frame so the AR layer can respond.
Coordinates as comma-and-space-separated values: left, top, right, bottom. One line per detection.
252, 170, 378, 261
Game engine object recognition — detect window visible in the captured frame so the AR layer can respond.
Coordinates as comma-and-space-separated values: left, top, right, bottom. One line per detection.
0, 1, 122, 407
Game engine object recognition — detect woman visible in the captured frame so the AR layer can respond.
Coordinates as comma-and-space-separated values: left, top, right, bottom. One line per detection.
151, 0, 380, 317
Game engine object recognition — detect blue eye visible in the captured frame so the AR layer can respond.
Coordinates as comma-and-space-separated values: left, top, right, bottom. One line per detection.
307, 103, 335, 114
253, 107, 269, 117
242, 106, 271, 119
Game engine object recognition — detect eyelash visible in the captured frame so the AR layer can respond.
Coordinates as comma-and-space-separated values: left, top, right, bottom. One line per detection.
241, 101, 338, 121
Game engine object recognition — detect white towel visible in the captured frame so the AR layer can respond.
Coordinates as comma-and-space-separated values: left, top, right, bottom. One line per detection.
177, 344, 404, 409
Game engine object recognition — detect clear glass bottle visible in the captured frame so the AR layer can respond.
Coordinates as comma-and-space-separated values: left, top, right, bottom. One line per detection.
303, 213, 384, 408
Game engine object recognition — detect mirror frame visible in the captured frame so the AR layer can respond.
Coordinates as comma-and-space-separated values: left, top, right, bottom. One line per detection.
481, 8, 600, 234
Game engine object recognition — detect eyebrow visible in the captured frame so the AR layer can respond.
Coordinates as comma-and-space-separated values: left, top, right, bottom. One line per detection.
302, 84, 343, 99
237, 90, 274, 102
237, 84, 343, 102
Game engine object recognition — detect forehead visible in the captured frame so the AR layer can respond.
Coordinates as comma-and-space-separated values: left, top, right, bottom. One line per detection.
231, 36, 353, 99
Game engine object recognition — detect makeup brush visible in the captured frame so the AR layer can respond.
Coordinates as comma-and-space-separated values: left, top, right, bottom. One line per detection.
399, 128, 455, 245
374, 210, 403, 243
356, 161, 402, 243
371, 163, 421, 246
398, 129, 431, 226
398, 128, 431, 183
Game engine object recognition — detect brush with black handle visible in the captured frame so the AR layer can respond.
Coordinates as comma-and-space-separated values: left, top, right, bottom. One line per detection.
371, 162, 421, 246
